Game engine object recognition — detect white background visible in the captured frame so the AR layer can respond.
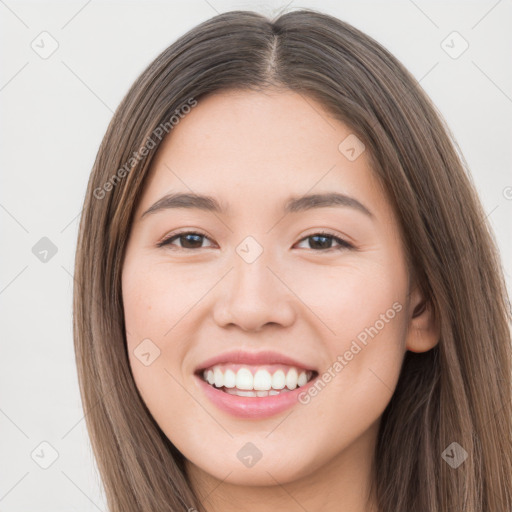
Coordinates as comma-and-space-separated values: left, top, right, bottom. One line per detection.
1, 0, 511, 510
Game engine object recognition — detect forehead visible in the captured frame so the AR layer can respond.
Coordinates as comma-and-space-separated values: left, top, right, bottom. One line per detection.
136, 89, 386, 218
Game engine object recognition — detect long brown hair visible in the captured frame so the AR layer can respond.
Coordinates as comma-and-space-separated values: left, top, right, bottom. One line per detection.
73, 8, 512, 511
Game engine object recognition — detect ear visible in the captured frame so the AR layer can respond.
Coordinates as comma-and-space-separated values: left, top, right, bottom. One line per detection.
405, 285, 440, 353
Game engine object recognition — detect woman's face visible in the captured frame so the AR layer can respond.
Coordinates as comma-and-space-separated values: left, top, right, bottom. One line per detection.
121, 89, 431, 488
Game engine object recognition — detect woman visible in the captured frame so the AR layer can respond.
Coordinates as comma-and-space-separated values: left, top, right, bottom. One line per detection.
73, 8, 512, 511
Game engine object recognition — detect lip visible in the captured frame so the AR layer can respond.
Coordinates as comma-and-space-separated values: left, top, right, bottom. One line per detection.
194, 349, 317, 373
194, 350, 319, 419
195, 372, 319, 419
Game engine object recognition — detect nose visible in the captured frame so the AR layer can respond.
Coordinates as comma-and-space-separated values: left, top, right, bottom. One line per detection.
212, 249, 297, 333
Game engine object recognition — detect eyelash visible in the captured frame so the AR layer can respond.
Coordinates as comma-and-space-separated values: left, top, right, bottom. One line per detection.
156, 230, 354, 252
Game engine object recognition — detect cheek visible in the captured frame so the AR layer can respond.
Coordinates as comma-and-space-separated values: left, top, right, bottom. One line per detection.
288, 256, 407, 408
288, 253, 407, 343
122, 259, 209, 344
122, 259, 210, 415
122, 260, 176, 394
283, 264, 407, 474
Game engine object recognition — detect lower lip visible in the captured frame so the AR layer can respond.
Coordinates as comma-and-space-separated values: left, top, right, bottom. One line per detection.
195, 374, 317, 419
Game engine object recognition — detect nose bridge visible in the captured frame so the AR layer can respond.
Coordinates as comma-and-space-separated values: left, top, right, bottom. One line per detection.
212, 235, 296, 331
233, 239, 273, 294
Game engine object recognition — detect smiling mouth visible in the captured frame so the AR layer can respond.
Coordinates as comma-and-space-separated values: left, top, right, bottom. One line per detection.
197, 364, 318, 397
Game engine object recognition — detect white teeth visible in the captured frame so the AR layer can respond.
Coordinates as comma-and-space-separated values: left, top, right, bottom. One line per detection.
201, 365, 314, 393
214, 368, 223, 388
225, 388, 285, 398
233, 389, 256, 397
235, 368, 253, 390
285, 368, 298, 390
298, 371, 308, 387
253, 369, 272, 390
223, 369, 236, 388
225, 388, 258, 397
271, 370, 286, 390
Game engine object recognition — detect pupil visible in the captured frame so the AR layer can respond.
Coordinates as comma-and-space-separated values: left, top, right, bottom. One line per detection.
310, 235, 331, 249
181, 234, 203, 248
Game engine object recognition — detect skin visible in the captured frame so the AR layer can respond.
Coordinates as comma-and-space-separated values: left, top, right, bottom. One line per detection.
121, 89, 439, 512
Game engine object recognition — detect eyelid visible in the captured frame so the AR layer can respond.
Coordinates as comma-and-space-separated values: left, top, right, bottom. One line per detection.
295, 230, 354, 250
156, 228, 214, 248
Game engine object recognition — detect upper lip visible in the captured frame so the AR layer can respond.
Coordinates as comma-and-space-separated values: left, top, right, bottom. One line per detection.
195, 349, 318, 373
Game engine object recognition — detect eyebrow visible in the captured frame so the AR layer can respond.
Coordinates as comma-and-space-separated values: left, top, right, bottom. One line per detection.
140, 192, 373, 219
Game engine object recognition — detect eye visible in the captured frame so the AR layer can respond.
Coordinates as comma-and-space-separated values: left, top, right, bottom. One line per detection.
157, 231, 215, 250
295, 231, 354, 251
